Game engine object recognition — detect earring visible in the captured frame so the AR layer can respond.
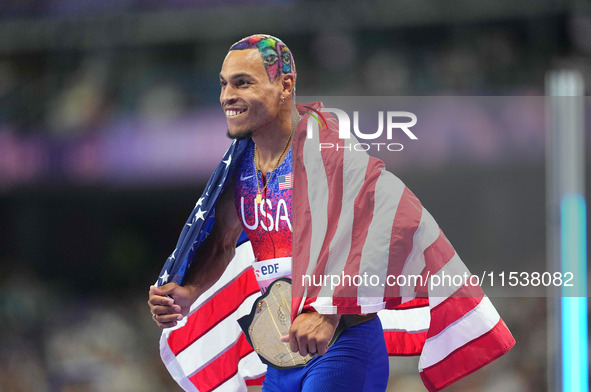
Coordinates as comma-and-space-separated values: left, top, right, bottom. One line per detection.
281, 96, 285, 104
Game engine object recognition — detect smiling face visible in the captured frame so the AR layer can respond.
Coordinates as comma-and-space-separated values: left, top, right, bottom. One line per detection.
220, 49, 284, 140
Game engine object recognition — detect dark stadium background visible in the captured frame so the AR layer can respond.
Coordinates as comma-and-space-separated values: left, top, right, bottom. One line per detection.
0, 1, 590, 391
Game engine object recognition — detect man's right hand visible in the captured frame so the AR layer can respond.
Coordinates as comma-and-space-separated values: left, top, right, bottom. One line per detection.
148, 175, 242, 329
148, 283, 198, 329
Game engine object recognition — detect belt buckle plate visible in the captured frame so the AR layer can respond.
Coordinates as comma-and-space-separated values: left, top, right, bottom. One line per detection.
238, 278, 312, 369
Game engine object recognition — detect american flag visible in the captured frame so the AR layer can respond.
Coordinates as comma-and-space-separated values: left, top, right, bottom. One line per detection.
156, 102, 514, 392
156, 137, 266, 391
278, 173, 292, 190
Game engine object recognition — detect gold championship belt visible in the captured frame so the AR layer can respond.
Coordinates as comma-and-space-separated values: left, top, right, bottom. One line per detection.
238, 278, 313, 369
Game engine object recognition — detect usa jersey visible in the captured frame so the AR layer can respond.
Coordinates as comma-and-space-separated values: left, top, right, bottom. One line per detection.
234, 140, 293, 292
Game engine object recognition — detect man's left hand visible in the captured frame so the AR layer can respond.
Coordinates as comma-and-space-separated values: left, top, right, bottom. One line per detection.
280, 313, 341, 357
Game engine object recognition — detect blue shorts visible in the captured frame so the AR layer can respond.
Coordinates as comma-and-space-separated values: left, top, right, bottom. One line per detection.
262, 316, 389, 392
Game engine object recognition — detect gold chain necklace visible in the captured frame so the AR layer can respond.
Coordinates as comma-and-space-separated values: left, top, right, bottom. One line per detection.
254, 121, 295, 204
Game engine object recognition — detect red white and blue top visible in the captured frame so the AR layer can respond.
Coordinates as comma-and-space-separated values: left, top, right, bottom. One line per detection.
234, 140, 293, 293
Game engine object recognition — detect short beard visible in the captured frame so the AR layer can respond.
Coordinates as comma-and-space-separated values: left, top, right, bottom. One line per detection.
226, 128, 254, 141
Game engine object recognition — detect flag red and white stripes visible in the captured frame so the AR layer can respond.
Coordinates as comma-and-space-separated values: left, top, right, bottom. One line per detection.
291, 102, 514, 390
159, 241, 266, 392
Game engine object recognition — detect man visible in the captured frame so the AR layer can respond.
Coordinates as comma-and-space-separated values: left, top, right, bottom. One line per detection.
148, 34, 514, 392
148, 35, 389, 391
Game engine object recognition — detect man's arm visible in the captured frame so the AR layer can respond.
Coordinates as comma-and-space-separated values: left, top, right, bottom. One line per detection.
148, 177, 243, 329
